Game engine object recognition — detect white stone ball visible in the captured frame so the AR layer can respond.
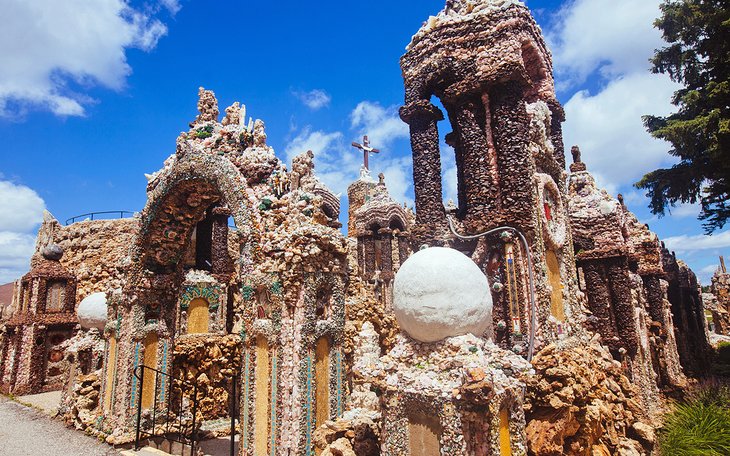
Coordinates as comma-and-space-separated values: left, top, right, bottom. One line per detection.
77, 292, 107, 331
393, 247, 492, 343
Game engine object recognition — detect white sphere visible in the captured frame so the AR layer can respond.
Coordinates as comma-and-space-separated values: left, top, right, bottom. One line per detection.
393, 247, 492, 343
77, 292, 107, 331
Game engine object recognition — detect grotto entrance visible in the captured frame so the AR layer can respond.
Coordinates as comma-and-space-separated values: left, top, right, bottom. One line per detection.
106, 158, 255, 443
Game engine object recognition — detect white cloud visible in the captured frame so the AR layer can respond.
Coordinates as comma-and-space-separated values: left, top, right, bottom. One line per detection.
350, 102, 409, 149
667, 201, 701, 219
159, 0, 182, 14
0, 0, 172, 117
562, 72, 681, 189
662, 231, 730, 255
551, 0, 685, 192
294, 89, 331, 110
0, 180, 46, 283
284, 101, 414, 206
284, 127, 343, 164
0, 181, 46, 232
0, 232, 37, 284
549, 0, 665, 87
440, 143, 458, 205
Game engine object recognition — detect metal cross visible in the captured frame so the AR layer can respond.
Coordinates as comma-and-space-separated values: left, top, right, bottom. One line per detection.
351, 135, 380, 170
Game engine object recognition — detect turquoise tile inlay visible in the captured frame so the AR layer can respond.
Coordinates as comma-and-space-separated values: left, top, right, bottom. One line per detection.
130, 342, 140, 408
269, 354, 278, 456
242, 350, 250, 451
335, 350, 343, 417
304, 355, 313, 456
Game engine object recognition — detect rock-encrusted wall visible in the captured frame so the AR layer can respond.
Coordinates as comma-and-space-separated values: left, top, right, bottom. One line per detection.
709, 258, 730, 335
172, 334, 241, 420
61, 373, 102, 432
399, 0, 583, 358
55, 219, 138, 302
661, 251, 712, 376
566, 153, 711, 406
523, 336, 655, 456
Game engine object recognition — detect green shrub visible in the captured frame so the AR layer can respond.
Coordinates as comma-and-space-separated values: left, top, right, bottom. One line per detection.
195, 125, 214, 139
659, 383, 730, 456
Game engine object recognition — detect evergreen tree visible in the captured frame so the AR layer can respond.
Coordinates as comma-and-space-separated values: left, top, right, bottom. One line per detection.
636, 0, 730, 233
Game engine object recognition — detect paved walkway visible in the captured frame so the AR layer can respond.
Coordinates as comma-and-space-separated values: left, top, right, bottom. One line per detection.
0, 396, 120, 456
16, 390, 63, 414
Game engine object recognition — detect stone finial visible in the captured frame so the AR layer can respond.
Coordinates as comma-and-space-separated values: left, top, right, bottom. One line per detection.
617, 193, 625, 208
290, 150, 315, 191
222, 102, 241, 126
253, 119, 267, 147
570, 145, 587, 172
721, 256, 727, 274
34, 210, 60, 258
194, 87, 219, 125
378, 173, 385, 185
571, 145, 582, 164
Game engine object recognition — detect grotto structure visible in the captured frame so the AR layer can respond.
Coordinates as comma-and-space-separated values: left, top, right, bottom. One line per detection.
0, 1, 717, 456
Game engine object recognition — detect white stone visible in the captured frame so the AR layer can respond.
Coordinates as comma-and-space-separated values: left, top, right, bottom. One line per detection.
393, 247, 492, 343
77, 292, 107, 330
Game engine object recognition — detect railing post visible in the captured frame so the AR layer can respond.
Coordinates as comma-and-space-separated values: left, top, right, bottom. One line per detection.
152, 372, 159, 437
135, 366, 145, 450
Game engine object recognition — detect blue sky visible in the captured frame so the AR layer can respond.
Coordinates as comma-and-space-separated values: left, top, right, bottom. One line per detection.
0, 0, 727, 285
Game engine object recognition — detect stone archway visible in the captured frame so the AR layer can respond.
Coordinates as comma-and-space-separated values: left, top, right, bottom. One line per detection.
109, 151, 259, 429
133, 152, 258, 274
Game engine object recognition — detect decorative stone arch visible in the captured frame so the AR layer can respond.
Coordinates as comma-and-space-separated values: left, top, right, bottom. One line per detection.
535, 173, 567, 252
520, 40, 552, 103
132, 152, 258, 274
389, 214, 407, 232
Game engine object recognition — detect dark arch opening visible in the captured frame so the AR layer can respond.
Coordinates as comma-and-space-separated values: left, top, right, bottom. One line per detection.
521, 42, 548, 102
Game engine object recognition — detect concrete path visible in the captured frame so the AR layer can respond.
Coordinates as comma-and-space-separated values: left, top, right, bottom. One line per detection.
16, 390, 62, 415
0, 396, 120, 456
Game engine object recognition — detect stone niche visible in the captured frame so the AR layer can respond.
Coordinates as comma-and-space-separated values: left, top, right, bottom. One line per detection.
176, 270, 227, 337
361, 332, 530, 456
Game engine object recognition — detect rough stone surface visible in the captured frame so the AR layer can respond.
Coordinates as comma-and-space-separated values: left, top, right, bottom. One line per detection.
393, 247, 492, 342
523, 335, 652, 456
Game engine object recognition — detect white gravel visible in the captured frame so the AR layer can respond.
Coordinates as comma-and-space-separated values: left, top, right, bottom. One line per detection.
0, 396, 120, 455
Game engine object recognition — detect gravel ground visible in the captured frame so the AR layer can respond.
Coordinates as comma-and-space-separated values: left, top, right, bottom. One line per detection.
0, 396, 120, 456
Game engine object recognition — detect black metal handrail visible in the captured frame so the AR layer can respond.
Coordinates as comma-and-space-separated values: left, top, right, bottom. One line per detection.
134, 365, 199, 456
133, 364, 239, 456
65, 211, 135, 225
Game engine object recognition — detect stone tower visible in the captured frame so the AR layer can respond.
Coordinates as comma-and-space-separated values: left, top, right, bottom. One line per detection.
399, 0, 581, 351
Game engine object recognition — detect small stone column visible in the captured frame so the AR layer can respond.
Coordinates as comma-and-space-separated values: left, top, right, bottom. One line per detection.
400, 100, 446, 236
452, 99, 499, 227
211, 206, 233, 274
490, 81, 534, 233
378, 229, 394, 280
546, 99, 566, 169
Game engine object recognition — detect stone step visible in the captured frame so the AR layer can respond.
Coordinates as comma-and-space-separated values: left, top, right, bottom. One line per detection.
120, 447, 174, 456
